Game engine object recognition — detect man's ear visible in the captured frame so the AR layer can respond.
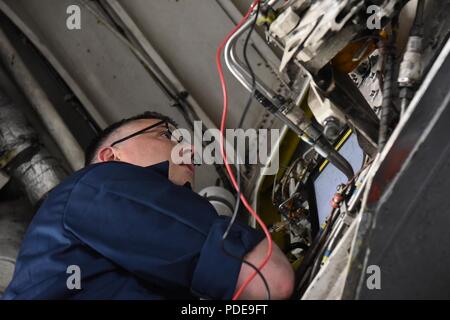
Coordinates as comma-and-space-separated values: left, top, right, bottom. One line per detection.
97, 147, 120, 163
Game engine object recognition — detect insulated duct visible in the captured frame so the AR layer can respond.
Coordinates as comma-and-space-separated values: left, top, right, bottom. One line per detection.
0, 27, 84, 171
0, 88, 66, 205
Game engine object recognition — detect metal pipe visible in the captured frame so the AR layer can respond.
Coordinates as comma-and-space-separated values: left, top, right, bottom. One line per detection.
0, 28, 84, 171
231, 45, 281, 99
225, 18, 257, 89
378, 24, 399, 151
215, 0, 282, 65
253, 90, 354, 180
327, 150, 355, 181
229, 29, 287, 98
225, 18, 354, 180
225, 16, 279, 101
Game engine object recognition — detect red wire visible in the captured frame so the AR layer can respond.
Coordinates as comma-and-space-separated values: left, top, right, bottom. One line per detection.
215, 0, 273, 300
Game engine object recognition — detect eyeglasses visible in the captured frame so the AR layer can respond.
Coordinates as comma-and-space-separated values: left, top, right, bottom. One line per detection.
110, 120, 183, 147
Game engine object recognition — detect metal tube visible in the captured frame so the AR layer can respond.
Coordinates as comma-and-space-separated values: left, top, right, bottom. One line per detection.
215, 0, 282, 65
231, 45, 280, 100
224, 16, 279, 101
0, 28, 84, 171
267, 0, 283, 7
327, 149, 355, 181
253, 90, 354, 180
225, 18, 258, 89
224, 13, 354, 180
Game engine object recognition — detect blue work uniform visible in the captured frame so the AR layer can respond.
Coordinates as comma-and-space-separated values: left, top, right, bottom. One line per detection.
3, 161, 263, 300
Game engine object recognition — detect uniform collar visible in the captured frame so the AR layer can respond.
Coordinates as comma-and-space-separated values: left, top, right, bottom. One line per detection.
146, 161, 192, 190
147, 161, 170, 177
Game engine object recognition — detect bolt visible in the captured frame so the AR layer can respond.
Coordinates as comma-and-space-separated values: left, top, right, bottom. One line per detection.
323, 117, 341, 140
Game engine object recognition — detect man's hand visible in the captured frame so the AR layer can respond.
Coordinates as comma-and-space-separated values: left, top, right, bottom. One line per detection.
235, 239, 295, 300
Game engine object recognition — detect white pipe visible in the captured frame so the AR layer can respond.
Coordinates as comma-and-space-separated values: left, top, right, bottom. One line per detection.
0, 28, 84, 171
0, 1, 108, 129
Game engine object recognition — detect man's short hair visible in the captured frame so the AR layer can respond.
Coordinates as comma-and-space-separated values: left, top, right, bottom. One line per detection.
84, 111, 178, 166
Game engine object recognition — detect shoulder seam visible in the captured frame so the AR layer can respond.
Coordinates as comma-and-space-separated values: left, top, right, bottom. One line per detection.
61, 164, 103, 236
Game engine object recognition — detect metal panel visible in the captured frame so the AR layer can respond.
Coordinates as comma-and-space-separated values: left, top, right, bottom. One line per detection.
344, 37, 450, 299
116, 0, 281, 128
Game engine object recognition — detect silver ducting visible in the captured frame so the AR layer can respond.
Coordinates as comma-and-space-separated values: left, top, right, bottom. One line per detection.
0, 88, 66, 205
12, 151, 66, 204
0, 27, 84, 171
0, 87, 67, 295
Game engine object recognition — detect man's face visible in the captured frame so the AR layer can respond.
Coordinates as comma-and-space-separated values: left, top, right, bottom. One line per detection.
100, 119, 194, 186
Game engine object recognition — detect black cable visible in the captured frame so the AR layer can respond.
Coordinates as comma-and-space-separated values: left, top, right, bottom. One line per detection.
221, 157, 271, 300
378, 20, 399, 151
292, 209, 337, 298
412, 0, 425, 33
237, 1, 261, 129
229, 4, 322, 188
220, 1, 271, 300
308, 223, 336, 283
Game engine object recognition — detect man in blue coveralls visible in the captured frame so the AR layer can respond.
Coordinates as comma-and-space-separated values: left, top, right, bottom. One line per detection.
3, 111, 294, 300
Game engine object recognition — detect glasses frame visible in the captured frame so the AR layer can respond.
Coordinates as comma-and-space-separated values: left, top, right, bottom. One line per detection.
110, 120, 181, 147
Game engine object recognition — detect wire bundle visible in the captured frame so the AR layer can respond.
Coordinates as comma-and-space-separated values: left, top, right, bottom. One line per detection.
215, 0, 273, 300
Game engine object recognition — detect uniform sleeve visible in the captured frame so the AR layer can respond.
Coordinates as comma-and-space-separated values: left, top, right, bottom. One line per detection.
190, 216, 264, 299
62, 162, 263, 299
